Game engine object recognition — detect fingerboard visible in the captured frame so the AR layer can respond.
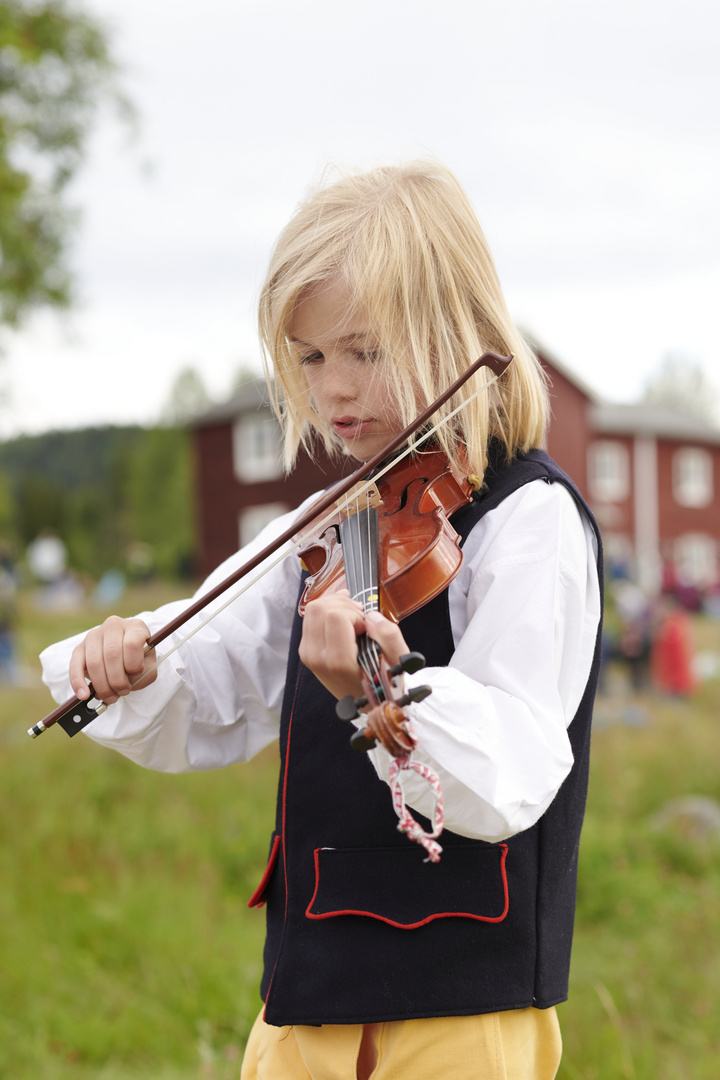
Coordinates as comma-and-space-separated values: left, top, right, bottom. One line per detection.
339, 506, 384, 698
339, 506, 380, 614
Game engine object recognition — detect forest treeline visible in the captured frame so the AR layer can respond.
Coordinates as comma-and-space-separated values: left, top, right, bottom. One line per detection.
0, 425, 194, 581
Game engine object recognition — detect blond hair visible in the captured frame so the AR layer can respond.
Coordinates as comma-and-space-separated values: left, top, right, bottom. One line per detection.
258, 161, 548, 479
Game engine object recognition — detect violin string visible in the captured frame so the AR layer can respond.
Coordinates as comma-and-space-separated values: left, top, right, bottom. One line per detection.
356, 484, 384, 691
339, 482, 379, 694
350, 496, 371, 686
130, 370, 503, 689
367, 496, 383, 690
362, 489, 383, 694
342, 490, 381, 693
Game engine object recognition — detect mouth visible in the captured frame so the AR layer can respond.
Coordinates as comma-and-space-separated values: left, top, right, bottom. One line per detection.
330, 416, 376, 440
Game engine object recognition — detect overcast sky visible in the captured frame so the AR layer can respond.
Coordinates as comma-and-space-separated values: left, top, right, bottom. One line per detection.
2, 0, 719, 437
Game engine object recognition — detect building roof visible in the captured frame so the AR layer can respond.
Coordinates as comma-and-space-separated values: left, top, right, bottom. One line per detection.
591, 401, 720, 443
191, 378, 273, 427
528, 334, 720, 444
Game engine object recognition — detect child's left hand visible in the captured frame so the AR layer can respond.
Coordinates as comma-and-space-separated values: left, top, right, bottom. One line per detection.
299, 589, 410, 701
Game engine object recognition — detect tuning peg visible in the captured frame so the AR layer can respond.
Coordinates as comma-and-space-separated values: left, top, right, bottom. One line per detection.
396, 684, 432, 708
335, 695, 368, 722
350, 729, 377, 752
389, 652, 426, 677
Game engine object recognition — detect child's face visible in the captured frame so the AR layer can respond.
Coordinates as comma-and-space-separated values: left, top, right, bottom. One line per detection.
289, 278, 406, 462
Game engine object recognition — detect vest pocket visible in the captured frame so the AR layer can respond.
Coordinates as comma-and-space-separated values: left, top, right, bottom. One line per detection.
306, 842, 509, 928
247, 833, 281, 909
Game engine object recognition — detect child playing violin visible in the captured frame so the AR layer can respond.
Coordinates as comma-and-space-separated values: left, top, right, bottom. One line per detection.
41, 161, 602, 1080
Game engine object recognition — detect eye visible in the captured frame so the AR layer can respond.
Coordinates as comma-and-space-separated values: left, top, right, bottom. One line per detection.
299, 350, 324, 366
354, 349, 381, 363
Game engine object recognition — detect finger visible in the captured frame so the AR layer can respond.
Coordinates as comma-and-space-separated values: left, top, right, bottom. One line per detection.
82, 618, 128, 703
301, 599, 363, 671
69, 641, 92, 699
121, 619, 153, 679
299, 595, 366, 698
363, 611, 410, 667
73, 618, 154, 704
302, 594, 366, 645
122, 620, 157, 691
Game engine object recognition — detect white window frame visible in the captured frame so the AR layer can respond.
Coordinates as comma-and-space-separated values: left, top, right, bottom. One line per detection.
674, 532, 717, 587
232, 412, 282, 483
672, 447, 713, 508
588, 440, 630, 502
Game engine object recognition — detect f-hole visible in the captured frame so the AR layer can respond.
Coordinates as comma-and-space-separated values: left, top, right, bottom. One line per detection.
319, 523, 342, 544
382, 476, 429, 517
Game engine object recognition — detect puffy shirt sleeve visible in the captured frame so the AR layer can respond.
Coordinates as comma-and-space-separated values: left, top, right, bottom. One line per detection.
39, 499, 313, 772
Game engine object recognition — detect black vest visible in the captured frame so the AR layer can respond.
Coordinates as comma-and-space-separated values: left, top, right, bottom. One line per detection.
249, 447, 603, 1026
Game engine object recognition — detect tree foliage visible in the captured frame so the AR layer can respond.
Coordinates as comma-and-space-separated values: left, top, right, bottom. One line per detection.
0, 424, 195, 579
641, 351, 719, 425
120, 425, 195, 578
0, 0, 122, 328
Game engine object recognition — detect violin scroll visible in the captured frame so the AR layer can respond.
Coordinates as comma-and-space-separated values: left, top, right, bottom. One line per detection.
336, 651, 432, 754
351, 702, 415, 756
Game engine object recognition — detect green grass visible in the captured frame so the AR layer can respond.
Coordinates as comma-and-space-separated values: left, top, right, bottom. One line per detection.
559, 621, 720, 1080
1, 584, 276, 1079
2, 588, 719, 1077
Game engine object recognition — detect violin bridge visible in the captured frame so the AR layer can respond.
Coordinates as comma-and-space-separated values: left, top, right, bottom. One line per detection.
335, 481, 382, 516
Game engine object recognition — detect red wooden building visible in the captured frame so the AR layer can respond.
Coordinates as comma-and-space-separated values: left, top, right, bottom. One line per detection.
540, 344, 720, 593
192, 380, 348, 578
192, 348, 720, 595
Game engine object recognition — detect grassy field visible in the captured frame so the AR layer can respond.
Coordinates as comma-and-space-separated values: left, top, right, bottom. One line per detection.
1, 584, 719, 1078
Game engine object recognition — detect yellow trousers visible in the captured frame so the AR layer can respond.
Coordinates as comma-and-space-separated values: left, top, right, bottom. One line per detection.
240, 1006, 562, 1080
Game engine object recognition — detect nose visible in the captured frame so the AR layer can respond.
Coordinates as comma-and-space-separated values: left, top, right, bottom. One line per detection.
318, 355, 361, 403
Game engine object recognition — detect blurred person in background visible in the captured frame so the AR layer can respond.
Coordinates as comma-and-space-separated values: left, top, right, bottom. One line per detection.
0, 543, 18, 683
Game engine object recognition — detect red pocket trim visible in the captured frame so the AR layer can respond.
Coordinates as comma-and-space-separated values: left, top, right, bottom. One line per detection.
247, 834, 281, 909
305, 843, 509, 929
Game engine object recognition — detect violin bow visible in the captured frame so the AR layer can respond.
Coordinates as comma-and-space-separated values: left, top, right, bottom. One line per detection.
29, 351, 512, 739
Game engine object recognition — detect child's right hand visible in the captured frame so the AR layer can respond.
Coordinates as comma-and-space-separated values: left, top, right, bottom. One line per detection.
68, 616, 157, 705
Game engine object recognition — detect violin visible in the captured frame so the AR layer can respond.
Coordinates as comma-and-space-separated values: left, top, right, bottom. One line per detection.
295, 446, 477, 756
28, 352, 512, 743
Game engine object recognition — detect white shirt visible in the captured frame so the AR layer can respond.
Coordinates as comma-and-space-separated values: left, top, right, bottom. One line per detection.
40, 480, 600, 845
